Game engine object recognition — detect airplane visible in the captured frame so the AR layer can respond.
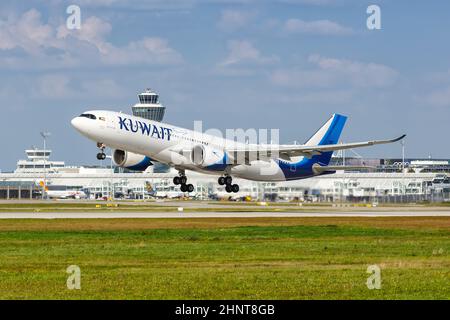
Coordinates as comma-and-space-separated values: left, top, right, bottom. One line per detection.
145, 182, 197, 199
212, 190, 253, 201
152, 190, 197, 199
71, 110, 405, 193
45, 190, 87, 199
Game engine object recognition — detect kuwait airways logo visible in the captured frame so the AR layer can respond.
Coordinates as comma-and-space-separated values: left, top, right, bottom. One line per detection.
118, 116, 173, 141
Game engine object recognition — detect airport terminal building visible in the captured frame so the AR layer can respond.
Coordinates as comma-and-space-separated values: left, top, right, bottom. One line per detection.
1, 147, 449, 202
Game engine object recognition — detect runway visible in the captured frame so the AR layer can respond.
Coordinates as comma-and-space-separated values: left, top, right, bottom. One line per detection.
1, 211, 450, 219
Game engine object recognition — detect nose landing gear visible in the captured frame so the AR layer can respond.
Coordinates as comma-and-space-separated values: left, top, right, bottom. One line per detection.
96, 142, 106, 160
219, 175, 239, 193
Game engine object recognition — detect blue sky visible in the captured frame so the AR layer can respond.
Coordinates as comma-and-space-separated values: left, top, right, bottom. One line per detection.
0, 0, 449, 171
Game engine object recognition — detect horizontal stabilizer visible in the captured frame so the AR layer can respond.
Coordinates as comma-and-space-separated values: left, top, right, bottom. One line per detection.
312, 164, 376, 174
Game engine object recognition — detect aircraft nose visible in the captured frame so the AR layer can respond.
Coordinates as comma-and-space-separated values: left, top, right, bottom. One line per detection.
71, 117, 83, 131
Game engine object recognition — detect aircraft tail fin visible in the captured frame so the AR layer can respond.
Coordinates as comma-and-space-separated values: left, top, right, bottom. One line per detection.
304, 114, 347, 166
305, 113, 347, 146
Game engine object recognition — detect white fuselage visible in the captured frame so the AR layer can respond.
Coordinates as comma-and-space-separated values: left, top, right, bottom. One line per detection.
71, 110, 309, 182
72, 110, 402, 185
46, 190, 87, 199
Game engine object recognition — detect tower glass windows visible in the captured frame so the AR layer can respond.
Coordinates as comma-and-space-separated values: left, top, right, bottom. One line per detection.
132, 89, 165, 122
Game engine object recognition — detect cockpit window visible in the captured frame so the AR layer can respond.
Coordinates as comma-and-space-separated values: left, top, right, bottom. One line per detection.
79, 113, 97, 120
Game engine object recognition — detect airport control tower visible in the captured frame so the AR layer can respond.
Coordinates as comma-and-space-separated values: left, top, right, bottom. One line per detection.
131, 88, 171, 173
131, 88, 166, 122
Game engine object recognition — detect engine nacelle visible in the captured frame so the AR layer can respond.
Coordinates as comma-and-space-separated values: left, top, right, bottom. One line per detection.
113, 149, 153, 172
191, 145, 227, 169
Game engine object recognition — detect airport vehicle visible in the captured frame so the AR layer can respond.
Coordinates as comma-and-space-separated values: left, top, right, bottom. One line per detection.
71, 111, 405, 193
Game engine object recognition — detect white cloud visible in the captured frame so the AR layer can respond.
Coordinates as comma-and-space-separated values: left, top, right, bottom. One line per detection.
284, 18, 353, 35
103, 37, 183, 65
271, 54, 398, 88
309, 54, 398, 87
0, 9, 183, 69
48, 0, 198, 11
0, 9, 55, 53
217, 10, 255, 32
30, 73, 127, 100
220, 40, 278, 66
57, 16, 112, 54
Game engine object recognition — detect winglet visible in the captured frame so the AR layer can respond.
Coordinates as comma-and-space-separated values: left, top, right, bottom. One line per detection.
391, 134, 406, 142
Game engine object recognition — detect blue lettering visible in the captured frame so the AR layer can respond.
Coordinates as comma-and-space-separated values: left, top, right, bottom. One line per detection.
165, 128, 173, 141
139, 121, 152, 136
152, 125, 161, 139
118, 116, 129, 131
119, 116, 173, 142
129, 119, 138, 133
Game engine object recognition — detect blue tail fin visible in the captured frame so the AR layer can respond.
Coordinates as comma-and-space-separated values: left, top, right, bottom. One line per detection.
306, 113, 347, 166
278, 114, 347, 180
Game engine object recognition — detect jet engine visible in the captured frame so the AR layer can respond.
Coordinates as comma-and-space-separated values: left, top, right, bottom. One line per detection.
191, 145, 227, 168
113, 149, 153, 171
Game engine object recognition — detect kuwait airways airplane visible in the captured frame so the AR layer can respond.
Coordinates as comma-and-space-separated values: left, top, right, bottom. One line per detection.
71, 111, 405, 194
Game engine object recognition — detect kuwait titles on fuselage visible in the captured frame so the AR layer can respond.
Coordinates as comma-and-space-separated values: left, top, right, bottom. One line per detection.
118, 116, 173, 141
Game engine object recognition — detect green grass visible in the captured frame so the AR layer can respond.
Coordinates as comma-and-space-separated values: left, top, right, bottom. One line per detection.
0, 218, 448, 299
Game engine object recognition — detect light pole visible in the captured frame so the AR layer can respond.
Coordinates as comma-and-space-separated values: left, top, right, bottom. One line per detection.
401, 139, 406, 202
401, 139, 405, 172
40, 131, 51, 200
105, 154, 114, 201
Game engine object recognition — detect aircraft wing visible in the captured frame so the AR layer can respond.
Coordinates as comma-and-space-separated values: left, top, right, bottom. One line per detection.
228, 135, 406, 162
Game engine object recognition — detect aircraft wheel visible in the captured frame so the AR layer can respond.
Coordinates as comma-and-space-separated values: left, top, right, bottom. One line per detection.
180, 184, 187, 192
225, 176, 233, 185
180, 176, 188, 185
187, 184, 194, 193
97, 153, 105, 160
225, 184, 233, 193
218, 177, 226, 185
173, 177, 181, 185
232, 184, 239, 193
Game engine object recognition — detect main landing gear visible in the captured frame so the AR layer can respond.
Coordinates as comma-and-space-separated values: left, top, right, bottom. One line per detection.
96, 142, 106, 160
173, 172, 195, 193
218, 175, 239, 193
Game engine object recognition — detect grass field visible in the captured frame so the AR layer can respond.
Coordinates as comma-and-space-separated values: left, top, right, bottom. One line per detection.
0, 217, 448, 299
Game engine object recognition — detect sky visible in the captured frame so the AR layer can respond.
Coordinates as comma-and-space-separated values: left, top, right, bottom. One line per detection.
0, 0, 449, 171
